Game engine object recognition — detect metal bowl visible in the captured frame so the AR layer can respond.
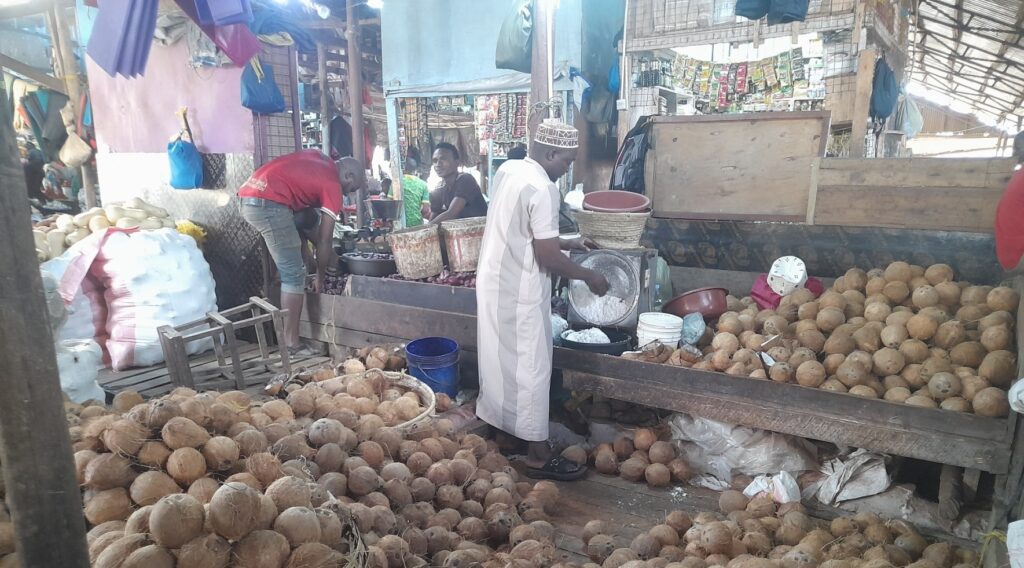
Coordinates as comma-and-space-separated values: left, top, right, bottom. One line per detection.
568, 250, 640, 327
342, 253, 397, 277
366, 199, 403, 220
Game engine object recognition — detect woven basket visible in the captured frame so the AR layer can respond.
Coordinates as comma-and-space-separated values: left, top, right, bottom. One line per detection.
337, 369, 437, 432
574, 210, 651, 250
387, 224, 443, 279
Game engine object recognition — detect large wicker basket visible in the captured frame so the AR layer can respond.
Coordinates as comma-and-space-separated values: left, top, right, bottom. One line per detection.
574, 210, 651, 250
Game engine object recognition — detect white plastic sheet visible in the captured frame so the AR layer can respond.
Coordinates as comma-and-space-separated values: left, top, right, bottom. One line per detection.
743, 471, 802, 503
669, 413, 818, 483
806, 449, 891, 505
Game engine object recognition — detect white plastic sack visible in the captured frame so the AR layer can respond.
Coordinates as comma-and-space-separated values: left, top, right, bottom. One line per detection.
92, 229, 216, 370
1009, 380, 1024, 414
808, 449, 891, 505
669, 413, 818, 483
743, 472, 802, 504
41, 247, 108, 347
56, 340, 105, 403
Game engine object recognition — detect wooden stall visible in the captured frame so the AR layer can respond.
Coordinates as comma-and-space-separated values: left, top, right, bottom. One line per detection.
301, 271, 1024, 529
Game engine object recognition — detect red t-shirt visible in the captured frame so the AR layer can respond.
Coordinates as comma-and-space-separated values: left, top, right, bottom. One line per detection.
995, 168, 1024, 270
238, 150, 343, 219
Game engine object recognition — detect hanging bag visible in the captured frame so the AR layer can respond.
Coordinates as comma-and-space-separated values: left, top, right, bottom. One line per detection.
168, 107, 204, 189
241, 57, 286, 114
736, 0, 771, 20
495, 0, 533, 73
766, 0, 810, 24
194, 0, 252, 27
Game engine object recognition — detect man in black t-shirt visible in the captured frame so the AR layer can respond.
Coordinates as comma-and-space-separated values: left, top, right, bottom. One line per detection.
428, 142, 488, 224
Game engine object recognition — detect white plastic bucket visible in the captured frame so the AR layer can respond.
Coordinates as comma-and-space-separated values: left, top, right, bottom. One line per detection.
639, 312, 683, 330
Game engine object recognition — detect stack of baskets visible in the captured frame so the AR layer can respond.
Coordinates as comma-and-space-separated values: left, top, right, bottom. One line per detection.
574, 190, 652, 250
386, 217, 487, 279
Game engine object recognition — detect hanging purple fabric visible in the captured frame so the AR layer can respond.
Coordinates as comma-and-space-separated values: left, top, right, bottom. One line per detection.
173, 0, 260, 66
195, 0, 253, 27
86, 0, 159, 78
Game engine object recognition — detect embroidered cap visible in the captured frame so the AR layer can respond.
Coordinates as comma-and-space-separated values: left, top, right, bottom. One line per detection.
534, 118, 579, 149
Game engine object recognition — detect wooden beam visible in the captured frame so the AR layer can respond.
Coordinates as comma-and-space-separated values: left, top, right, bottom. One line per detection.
0, 53, 64, 93
849, 48, 877, 157
318, 42, 331, 154
0, 86, 90, 567
347, 0, 367, 227
528, 0, 552, 140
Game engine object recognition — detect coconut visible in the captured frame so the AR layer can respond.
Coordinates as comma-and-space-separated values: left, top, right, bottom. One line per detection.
987, 287, 1020, 312
973, 387, 1010, 417
926, 372, 962, 400
978, 351, 1016, 388
166, 447, 207, 486
769, 363, 795, 383
645, 463, 671, 487
173, 533, 231, 568
836, 360, 869, 388
701, 523, 733, 555
149, 494, 204, 549
904, 395, 938, 409
948, 342, 985, 368
129, 471, 182, 506
94, 534, 149, 568
160, 417, 210, 450
208, 482, 261, 541
85, 453, 136, 490
981, 325, 1013, 352
894, 533, 928, 559
246, 452, 285, 488
619, 459, 647, 482
872, 348, 906, 376
85, 488, 134, 525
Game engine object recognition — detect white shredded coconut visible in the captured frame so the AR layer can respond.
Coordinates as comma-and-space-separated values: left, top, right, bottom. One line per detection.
563, 328, 612, 344
574, 294, 629, 325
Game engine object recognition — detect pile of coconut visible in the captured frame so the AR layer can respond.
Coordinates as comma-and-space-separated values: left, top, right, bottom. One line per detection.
581, 492, 973, 568
641, 262, 1018, 416
63, 368, 562, 568
557, 428, 691, 490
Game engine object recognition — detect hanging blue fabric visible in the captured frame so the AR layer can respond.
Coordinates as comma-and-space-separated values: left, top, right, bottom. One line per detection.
767, 0, 809, 24
241, 57, 286, 114
608, 59, 621, 94
870, 58, 899, 120
736, 0, 770, 20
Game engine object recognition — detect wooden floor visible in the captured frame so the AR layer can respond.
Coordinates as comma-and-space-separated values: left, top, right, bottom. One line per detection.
97, 342, 331, 399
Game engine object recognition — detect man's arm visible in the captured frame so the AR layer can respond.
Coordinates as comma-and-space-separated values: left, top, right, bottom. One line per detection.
314, 214, 337, 291
429, 197, 466, 224
533, 238, 608, 295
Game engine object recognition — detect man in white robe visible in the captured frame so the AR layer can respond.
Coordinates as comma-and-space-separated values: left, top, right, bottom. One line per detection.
475, 121, 609, 480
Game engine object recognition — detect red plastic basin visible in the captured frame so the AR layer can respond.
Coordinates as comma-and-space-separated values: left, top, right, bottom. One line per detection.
582, 190, 651, 213
663, 287, 729, 320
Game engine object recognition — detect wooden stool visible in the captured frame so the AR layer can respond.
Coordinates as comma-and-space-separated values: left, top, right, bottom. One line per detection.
157, 297, 291, 390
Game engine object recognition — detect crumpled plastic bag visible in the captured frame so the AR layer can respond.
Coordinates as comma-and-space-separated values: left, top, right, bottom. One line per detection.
1008, 380, 1024, 414
681, 312, 706, 346
669, 413, 818, 483
743, 471, 802, 503
57, 340, 105, 403
551, 314, 569, 344
804, 449, 891, 505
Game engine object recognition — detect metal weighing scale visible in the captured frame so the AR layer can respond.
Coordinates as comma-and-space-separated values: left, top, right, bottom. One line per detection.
566, 248, 659, 330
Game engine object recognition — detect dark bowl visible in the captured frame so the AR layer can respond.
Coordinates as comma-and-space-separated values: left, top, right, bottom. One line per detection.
663, 287, 729, 320
582, 190, 651, 213
343, 253, 397, 277
559, 329, 632, 356
366, 199, 403, 220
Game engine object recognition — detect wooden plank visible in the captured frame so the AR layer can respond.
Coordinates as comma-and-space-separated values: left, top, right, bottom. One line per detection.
819, 157, 1016, 188
0, 53, 66, 94
555, 350, 1010, 472
647, 112, 829, 220
849, 48, 876, 157
99, 344, 263, 390
813, 185, 1002, 232
345, 276, 477, 315
806, 157, 820, 224
303, 294, 478, 350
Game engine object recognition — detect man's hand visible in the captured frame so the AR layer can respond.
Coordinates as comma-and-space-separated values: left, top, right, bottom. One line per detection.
585, 271, 609, 296
560, 236, 600, 252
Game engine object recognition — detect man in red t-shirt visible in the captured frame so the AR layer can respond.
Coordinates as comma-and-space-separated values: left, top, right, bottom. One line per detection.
239, 150, 366, 357
995, 133, 1024, 273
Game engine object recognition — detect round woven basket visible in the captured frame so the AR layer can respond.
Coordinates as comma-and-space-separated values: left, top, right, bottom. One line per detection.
387, 224, 444, 279
338, 369, 437, 432
574, 210, 651, 250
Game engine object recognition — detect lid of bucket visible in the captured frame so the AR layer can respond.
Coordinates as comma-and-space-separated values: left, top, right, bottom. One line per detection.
568, 250, 640, 326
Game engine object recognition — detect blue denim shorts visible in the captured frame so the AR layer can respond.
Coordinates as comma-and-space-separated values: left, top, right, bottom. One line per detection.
240, 197, 306, 295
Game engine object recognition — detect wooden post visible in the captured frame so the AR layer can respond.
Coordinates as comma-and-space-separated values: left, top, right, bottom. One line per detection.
0, 90, 90, 567
528, 0, 553, 140
347, 0, 367, 227
318, 42, 331, 155
50, 4, 96, 208
849, 47, 877, 158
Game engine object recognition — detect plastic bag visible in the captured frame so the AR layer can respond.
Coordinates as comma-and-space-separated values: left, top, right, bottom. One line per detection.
870, 59, 899, 120
564, 184, 585, 211
1010, 380, 1024, 414
767, 0, 809, 24
56, 340, 105, 403
168, 137, 204, 189
60, 131, 93, 168
900, 95, 924, 139
743, 471, 802, 503
669, 413, 818, 482
495, 0, 533, 73
241, 57, 286, 114
681, 312, 706, 346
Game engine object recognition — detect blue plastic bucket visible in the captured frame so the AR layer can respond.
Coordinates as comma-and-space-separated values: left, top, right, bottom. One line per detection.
405, 337, 460, 397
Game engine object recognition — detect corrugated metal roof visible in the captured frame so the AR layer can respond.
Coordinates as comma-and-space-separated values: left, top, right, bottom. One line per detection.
910, 0, 1024, 129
